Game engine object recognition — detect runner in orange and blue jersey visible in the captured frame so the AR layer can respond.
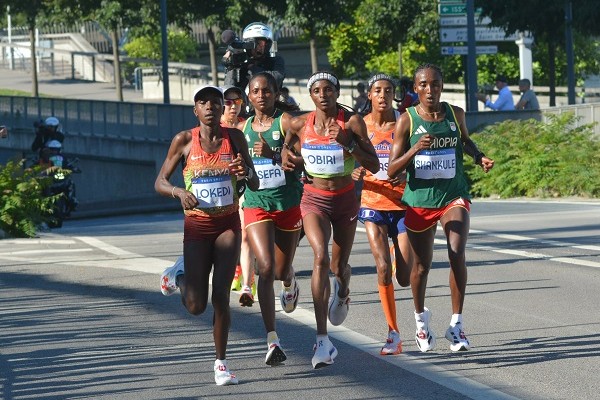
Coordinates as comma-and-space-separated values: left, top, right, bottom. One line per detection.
352, 74, 412, 356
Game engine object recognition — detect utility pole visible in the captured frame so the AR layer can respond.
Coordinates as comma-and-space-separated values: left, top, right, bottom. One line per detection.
160, 0, 170, 104
466, 0, 478, 112
565, 0, 575, 105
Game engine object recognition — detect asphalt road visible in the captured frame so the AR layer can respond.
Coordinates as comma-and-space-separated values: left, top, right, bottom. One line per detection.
1, 199, 599, 400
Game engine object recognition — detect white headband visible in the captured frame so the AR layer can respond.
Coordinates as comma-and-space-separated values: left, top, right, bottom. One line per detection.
307, 73, 339, 90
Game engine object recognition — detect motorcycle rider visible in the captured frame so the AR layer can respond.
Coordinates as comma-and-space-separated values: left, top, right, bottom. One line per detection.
32, 117, 65, 158
224, 22, 286, 91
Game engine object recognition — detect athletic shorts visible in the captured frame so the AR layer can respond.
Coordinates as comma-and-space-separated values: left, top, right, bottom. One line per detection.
183, 212, 241, 242
404, 197, 470, 232
244, 205, 302, 231
301, 183, 359, 227
358, 208, 406, 237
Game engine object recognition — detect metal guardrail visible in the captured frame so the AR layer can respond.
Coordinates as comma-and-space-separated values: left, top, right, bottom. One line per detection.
0, 96, 196, 141
1, 95, 598, 142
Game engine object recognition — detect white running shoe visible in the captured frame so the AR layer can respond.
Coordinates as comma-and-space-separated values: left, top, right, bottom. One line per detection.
312, 338, 338, 369
239, 285, 254, 307
280, 277, 299, 313
213, 360, 239, 386
328, 277, 350, 326
445, 323, 470, 351
380, 330, 403, 355
415, 308, 436, 353
265, 340, 287, 366
160, 256, 184, 296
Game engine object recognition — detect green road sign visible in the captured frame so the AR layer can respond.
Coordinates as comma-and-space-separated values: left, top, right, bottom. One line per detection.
439, 3, 482, 16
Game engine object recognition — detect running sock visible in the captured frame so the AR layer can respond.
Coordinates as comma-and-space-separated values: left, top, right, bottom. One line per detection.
316, 334, 329, 344
450, 313, 463, 328
267, 331, 279, 345
378, 283, 399, 333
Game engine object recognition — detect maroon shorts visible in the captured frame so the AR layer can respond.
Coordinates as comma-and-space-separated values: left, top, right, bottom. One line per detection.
404, 197, 470, 232
244, 206, 302, 231
183, 212, 241, 242
300, 183, 359, 227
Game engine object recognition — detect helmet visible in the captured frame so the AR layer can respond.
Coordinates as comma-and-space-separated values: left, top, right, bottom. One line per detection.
46, 140, 62, 149
242, 22, 273, 41
45, 117, 60, 127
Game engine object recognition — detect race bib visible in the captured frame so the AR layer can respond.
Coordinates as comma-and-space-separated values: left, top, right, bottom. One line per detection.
254, 158, 286, 189
191, 175, 234, 208
414, 149, 456, 179
374, 153, 390, 180
302, 144, 345, 175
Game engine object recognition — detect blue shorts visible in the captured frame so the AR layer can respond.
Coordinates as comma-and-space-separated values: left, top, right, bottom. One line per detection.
358, 208, 406, 237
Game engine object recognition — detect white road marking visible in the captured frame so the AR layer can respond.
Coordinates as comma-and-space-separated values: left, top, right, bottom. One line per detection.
3, 223, 598, 398
279, 306, 519, 400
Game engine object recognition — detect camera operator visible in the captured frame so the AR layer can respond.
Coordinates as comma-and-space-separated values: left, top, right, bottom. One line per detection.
222, 22, 285, 92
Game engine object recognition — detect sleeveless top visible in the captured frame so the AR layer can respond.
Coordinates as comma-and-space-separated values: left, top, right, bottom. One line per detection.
360, 112, 406, 211
301, 110, 355, 178
402, 102, 471, 208
182, 126, 239, 217
241, 111, 302, 211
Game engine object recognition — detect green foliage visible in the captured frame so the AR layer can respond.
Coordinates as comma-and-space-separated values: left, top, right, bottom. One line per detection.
124, 30, 198, 62
466, 114, 600, 198
122, 30, 198, 83
0, 160, 57, 238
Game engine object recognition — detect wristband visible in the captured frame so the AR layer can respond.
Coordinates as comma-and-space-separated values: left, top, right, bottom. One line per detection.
474, 152, 485, 164
171, 186, 178, 198
342, 139, 356, 153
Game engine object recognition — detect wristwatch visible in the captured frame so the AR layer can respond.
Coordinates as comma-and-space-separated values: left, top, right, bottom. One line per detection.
244, 166, 254, 181
272, 150, 282, 165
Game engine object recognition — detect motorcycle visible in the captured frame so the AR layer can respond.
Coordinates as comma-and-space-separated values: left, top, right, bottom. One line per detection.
29, 118, 81, 228
43, 156, 81, 228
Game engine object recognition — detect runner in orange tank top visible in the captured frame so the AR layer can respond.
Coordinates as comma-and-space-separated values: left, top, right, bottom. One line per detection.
154, 85, 258, 386
352, 74, 412, 356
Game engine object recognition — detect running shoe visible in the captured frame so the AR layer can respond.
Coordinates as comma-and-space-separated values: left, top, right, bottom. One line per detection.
415, 308, 436, 353
230, 265, 242, 291
311, 338, 338, 369
380, 330, 403, 355
445, 323, 470, 351
160, 256, 184, 296
239, 285, 254, 307
214, 360, 239, 386
328, 277, 350, 326
279, 277, 299, 313
265, 340, 287, 366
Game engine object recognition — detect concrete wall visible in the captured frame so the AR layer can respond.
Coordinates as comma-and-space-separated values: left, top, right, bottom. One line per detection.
1, 107, 545, 220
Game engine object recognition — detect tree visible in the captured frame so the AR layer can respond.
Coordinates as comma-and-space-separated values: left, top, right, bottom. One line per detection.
475, 0, 600, 106
327, 0, 440, 79
285, 0, 358, 73
2, 1, 50, 97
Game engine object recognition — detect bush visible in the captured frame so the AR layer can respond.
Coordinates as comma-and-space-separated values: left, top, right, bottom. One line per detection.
0, 160, 58, 238
466, 113, 600, 198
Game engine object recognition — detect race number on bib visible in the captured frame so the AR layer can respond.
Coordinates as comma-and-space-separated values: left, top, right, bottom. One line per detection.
302, 144, 345, 175
191, 175, 234, 208
414, 149, 456, 179
374, 153, 390, 180
254, 158, 286, 189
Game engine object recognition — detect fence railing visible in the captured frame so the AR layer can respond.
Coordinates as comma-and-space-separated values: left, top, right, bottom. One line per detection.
0, 96, 196, 142
1, 94, 598, 142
